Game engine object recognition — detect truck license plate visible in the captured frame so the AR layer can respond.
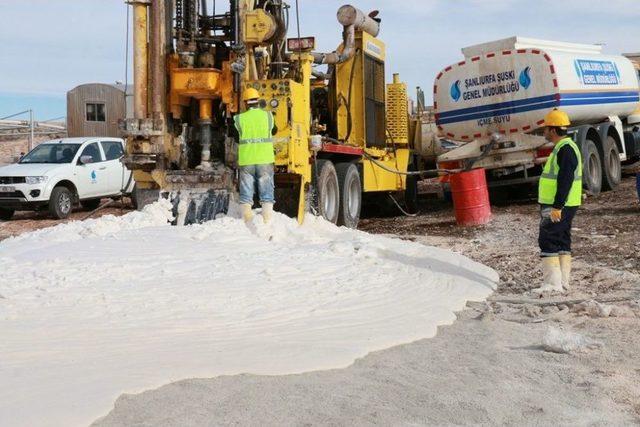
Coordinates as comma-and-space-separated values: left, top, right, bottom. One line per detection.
0, 186, 15, 192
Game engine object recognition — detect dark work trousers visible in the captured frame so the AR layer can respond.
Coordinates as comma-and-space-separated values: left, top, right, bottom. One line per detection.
538, 205, 579, 257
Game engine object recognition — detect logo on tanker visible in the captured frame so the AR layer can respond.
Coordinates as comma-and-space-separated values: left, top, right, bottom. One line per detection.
574, 59, 620, 85
450, 80, 462, 102
519, 66, 532, 89
449, 66, 533, 104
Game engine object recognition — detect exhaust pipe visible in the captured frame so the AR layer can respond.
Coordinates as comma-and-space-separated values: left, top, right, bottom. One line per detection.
337, 5, 379, 37
311, 5, 380, 65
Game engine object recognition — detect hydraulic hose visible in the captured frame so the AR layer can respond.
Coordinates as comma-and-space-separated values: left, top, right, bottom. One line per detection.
120, 160, 135, 194
462, 138, 497, 171
361, 151, 457, 177
388, 193, 417, 217
319, 137, 459, 177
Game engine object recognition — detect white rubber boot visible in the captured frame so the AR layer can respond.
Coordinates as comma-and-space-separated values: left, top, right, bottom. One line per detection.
531, 256, 563, 294
240, 203, 254, 223
261, 202, 273, 224
559, 254, 572, 291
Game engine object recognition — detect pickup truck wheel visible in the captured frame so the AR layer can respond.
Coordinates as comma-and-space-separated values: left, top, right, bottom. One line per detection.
49, 187, 74, 219
80, 199, 101, 211
0, 208, 14, 221
601, 135, 621, 191
582, 139, 602, 196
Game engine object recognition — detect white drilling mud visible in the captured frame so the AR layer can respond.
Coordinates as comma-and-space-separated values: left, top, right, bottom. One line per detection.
0, 201, 497, 427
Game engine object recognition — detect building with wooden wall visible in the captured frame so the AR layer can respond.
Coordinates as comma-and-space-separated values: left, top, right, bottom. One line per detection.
66, 83, 132, 137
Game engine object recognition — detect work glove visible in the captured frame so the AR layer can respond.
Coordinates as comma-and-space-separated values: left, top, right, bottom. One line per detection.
550, 208, 562, 223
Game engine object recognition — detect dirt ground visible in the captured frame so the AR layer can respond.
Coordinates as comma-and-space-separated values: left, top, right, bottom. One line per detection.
361, 174, 640, 296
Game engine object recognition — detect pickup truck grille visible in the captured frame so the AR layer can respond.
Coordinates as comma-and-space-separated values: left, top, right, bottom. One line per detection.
0, 190, 26, 198
0, 177, 26, 184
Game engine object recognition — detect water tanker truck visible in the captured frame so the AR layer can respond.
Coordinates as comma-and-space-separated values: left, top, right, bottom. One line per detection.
432, 37, 640, 195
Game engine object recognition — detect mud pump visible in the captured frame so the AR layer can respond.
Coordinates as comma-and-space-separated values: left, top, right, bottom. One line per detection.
122, 1, 414, 227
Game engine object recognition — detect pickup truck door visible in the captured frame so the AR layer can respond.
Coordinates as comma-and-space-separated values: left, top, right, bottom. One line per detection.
74, 142, 110, 198
99, 140, 128, 195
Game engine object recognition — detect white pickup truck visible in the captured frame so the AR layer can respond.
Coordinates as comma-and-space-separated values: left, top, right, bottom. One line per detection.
0, 137, 135, 220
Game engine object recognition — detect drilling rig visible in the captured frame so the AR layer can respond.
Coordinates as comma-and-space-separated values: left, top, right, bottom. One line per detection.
122, 1, 413, 227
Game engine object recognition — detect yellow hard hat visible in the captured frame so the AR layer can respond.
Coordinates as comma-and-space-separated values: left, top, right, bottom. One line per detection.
243, 88, 260, 102
543, 108, 570, 128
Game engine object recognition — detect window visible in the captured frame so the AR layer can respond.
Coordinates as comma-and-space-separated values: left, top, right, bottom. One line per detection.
86, 103, 106, 122
100, 141, 124, 161
19, 144, 81, 164
79, 142, 104, 163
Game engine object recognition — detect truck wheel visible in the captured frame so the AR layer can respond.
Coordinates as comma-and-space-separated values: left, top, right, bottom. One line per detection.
582, 139, 602, 196
601, 135, 621, 191
315, 160, 340, 224
0, 208, 14, 221
336, 163, 361, 228
80, 199, 101, 211
49, 187, 74, 219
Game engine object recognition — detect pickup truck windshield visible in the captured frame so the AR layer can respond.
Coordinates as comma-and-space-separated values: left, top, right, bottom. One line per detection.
19, 144, 81, 164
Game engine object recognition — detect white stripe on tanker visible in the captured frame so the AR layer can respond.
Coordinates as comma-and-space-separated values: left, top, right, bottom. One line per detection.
434, 36, 640, 141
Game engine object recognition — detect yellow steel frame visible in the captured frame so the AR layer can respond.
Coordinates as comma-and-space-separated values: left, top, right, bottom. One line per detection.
244, 52, 313, 222
332, 30, 410, 194
361, 147, 409, 192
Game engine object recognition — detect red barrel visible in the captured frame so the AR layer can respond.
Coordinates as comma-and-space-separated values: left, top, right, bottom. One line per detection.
449, 168, 491, 226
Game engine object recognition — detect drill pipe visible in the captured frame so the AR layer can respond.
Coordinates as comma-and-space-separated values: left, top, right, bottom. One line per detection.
131, 0, 150, 119
150, 0, 168, 124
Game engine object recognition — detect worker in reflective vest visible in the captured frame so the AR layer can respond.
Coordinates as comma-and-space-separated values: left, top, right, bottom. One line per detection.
233, 88, 276, 223
532, 108, 582, 295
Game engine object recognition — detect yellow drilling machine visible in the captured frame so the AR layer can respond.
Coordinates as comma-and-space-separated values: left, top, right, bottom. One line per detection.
122, 0, 414, 227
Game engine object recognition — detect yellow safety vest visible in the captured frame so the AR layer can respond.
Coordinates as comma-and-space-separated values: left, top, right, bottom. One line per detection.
233, 108, 275, 166
538, 137, 582, 207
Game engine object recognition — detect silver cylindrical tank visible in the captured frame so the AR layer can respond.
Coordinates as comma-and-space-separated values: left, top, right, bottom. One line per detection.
434, 48, 640, 141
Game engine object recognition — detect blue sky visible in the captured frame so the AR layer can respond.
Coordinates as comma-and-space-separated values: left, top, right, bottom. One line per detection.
1, 0, 639, 119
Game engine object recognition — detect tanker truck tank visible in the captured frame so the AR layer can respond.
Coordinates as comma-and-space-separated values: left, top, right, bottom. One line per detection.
434, 36, 640, 141
622, 52, 640, 125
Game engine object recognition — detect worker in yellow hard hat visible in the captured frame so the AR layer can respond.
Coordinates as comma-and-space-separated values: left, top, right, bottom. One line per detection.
532, 108, 582, 295
233, 87, 277, 223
